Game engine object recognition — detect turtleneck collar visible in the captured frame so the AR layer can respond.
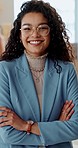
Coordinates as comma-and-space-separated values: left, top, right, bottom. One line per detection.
24, 51, 48, 72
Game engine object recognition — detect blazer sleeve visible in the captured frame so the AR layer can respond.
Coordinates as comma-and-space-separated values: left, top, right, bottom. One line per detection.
0, 63, 43, 146
38, 63, 78, 146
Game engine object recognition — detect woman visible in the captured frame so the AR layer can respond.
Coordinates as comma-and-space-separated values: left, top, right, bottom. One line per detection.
0, 0, 77, 148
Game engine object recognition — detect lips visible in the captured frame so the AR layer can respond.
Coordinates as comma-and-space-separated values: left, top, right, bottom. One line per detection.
28, 40, 43, 45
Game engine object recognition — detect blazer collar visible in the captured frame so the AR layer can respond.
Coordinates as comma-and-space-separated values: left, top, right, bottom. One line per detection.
41, 59, 60, 121
15, 54, 60, 122
15, 54, 40, 121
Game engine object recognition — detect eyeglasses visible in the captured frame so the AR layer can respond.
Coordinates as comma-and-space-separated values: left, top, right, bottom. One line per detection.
20, 24, 50, 37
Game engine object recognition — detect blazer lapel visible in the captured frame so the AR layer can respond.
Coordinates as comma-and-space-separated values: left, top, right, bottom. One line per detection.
41, 59, 60, 121
15, 54, 40, 121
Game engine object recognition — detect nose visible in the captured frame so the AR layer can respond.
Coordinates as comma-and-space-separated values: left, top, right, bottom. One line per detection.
31, 28, 40, 37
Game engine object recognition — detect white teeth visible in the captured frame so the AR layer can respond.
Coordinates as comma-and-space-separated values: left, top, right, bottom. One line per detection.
29, 41, 41, 45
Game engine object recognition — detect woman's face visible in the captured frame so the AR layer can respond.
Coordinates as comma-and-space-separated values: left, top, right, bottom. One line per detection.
20, 12, 50, 57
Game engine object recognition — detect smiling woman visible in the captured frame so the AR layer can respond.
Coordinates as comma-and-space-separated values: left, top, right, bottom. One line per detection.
20, 12, 50, 57
0, 1, 78, 148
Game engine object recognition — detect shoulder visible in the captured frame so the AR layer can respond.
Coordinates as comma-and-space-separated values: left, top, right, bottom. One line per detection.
0, 54, 24, 69
0, 59, 16, 70
0, 61, 16, 78
59, 61, 75, 69
0, 56, 21, 73
48, 58, 76, 73
49, 59, 75, 71
58, 61, 77, 77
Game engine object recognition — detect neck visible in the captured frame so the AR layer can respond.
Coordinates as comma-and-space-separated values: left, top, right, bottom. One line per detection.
24, 51, 48, 72
24, 50, 47, 58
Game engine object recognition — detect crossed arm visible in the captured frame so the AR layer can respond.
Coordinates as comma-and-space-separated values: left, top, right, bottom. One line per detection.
0, 100, 74, 136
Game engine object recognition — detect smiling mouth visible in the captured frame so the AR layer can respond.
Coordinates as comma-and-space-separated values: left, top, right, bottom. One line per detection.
28, 40, 43, 45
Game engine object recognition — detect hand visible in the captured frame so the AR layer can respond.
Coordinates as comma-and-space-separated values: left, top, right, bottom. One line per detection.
59, 100, 74, 121
0, 107, 40, 135
31, 122, 40, 135
0, 107, 27, 131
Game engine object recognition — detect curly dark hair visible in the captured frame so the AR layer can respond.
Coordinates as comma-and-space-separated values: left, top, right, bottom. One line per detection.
0, 0, 74, 63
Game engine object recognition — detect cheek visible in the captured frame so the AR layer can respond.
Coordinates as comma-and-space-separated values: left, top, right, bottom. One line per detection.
45, 36, 50, 47
20, 36, 27, 46
20, 33, 26, 42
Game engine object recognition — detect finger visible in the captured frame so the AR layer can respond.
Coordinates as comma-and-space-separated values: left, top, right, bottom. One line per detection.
62, 100, 73, 112
61, 100, 70, 112
64, 100, 73, 110
61, 106, 74, 119
0, 107, 11, 112
0, 120, 11, 127
59, 111, 67, 121
66, 110, 74, 120
66, 100, 73, 109
59, 100, 74, 121
66, 103, 74, 113
0, 117, 8, 123
0, 111, 8, 117
62, 100, 69, 110
60, 109, 74, 121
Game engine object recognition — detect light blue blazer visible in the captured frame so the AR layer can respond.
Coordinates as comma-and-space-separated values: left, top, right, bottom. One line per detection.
0, 53, 78, 148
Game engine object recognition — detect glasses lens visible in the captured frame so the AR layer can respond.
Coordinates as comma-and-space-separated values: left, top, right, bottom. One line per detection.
38, 24, 50, 36
20, 25, 32, 36
20, 24, 50, 37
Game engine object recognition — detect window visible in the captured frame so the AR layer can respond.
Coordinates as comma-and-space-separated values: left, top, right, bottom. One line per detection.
46, 0, 75, 43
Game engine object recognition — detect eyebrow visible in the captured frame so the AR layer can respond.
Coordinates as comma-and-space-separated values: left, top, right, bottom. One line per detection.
21, 23, 48, 27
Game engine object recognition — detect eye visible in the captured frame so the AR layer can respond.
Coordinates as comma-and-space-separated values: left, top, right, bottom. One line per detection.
23, 27, 31, 31
39, 25, 49, 30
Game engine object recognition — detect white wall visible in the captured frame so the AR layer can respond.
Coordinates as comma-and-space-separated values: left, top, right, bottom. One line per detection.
0, 0, 14, 41
14, 0, 27, 19
0, 0, 14, 25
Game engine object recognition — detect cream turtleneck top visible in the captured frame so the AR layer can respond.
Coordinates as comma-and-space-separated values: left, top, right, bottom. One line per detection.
25, 52, 48, 116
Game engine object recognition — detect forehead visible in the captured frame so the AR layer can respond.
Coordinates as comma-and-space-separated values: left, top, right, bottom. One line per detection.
21, 12, 48, 26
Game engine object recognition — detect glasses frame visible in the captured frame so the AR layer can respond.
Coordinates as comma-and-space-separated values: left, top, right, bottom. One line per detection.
20, 24, 50, 37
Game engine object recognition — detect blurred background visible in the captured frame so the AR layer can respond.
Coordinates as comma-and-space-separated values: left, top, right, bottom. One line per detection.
0, 0, 78, 147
